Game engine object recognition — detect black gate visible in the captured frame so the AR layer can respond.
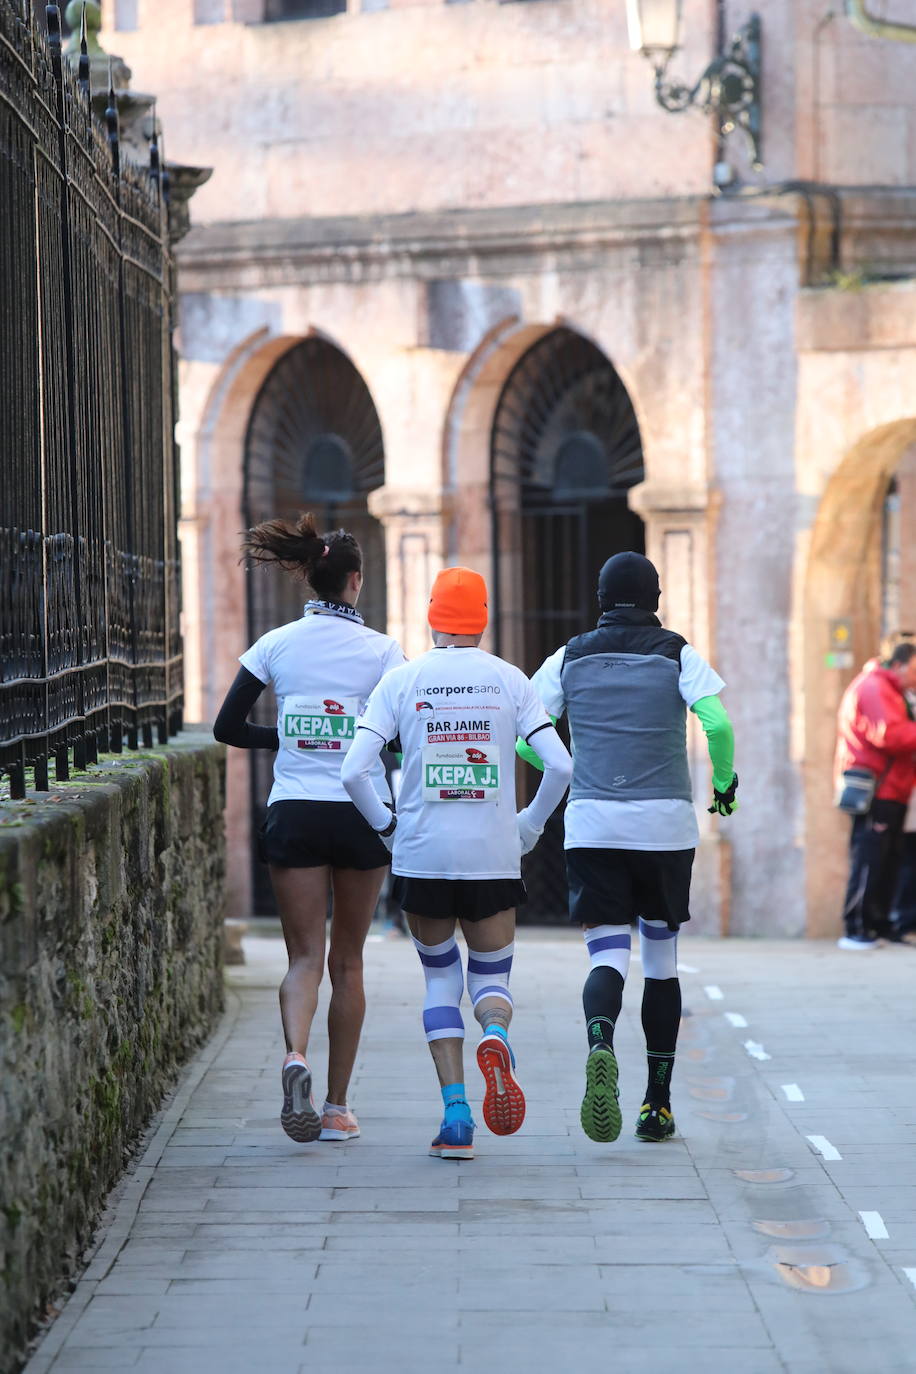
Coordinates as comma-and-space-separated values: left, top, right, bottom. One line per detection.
1, 0, 182, 797
490, 328, 646, 923
242, 337, 386, 914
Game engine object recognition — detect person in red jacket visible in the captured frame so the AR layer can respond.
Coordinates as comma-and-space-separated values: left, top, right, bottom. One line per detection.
835, 641, 916, 948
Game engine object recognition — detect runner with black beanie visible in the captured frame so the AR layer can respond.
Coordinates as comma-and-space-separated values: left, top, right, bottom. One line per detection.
214, 513, 405, 1145
520, 552, 737, 1144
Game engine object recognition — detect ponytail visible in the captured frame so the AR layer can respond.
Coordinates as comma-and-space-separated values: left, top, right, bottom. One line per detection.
241, 512, 362, 600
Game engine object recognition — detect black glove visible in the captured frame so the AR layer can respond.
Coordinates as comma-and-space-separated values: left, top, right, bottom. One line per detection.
376, 812, 397, 852
708, 772, 739, 816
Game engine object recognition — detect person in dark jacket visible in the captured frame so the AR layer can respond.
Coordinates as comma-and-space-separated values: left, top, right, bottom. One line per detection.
521, 552, 737, 1145
835, 640, 916, 949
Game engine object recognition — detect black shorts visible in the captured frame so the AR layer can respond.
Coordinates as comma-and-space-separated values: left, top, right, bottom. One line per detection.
259, 800, 391, 870
392, 876, 527, 923
566, 847, 694, 931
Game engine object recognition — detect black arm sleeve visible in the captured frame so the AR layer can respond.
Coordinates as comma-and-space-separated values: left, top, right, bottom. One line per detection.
213, 667, 279, 751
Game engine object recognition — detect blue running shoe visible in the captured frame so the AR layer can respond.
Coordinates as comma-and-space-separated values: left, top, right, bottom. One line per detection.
429, 1118, 475, 1160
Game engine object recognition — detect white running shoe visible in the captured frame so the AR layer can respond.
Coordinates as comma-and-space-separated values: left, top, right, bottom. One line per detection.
837, 935, 880, 951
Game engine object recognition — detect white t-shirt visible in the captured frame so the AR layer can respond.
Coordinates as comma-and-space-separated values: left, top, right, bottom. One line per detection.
531, 642, 725, 851
240, 608, 405, 806
357, 647, 551, 878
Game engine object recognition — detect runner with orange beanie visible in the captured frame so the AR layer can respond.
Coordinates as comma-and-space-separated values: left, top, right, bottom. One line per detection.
342, 568, 572, 1159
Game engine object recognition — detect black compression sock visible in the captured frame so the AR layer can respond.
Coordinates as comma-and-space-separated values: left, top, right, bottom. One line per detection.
583, 966, 625, 1053
641, 976, 681, 1106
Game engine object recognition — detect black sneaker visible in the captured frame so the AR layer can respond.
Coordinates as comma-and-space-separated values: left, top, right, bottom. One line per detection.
635, 1102, 676, 1142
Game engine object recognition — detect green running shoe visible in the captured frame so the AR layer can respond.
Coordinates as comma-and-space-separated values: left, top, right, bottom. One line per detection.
635, 1102, 676, 1142
580, 1046, 622, 1143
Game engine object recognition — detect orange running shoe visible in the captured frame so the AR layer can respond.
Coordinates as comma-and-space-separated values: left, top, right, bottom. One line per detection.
319, 1107, 360, 1141
476, 1033, 526, 1136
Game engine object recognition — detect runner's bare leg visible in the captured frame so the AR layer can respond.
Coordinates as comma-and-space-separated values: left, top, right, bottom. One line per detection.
270, 864, 330, 1056
326, 865, 387, 1104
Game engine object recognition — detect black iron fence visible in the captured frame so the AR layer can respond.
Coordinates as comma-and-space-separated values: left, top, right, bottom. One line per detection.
0, 0, 181, 797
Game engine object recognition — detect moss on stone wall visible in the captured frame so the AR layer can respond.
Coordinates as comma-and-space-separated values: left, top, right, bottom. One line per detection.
0, 733, 226, 1374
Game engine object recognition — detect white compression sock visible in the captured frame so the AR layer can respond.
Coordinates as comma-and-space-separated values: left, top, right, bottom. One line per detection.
638, 919, 678, 979
583, 924, 632, 979
466, 943, 514, 1014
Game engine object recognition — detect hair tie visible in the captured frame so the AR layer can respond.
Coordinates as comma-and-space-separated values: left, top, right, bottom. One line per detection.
321, 544, 330, 557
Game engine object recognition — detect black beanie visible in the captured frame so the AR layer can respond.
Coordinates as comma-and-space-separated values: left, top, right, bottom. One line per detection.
597, 552, 660, 612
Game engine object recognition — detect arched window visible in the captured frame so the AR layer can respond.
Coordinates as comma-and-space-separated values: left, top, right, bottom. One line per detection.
242, 336, 386, 913
489, 327, 646, 923
490, 326, 645, 672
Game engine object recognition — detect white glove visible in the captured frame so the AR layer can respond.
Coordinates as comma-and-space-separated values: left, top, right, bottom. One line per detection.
516, 806, 543, 856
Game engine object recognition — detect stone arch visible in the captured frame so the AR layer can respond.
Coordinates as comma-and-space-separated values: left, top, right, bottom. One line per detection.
241, 335, 387, 914
455, 323, 645, 924
488, 325, 645, 669
182, 331, 303, 920
803, 418, 916, 935
187, 327, 386, 919
443, 321, 646, 660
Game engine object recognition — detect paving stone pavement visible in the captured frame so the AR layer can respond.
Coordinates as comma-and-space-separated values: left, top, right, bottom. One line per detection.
24, 930, 916, 1374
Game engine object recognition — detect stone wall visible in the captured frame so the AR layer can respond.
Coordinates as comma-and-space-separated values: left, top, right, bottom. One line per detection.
105, 0, 916, 226
0, 734, 226, 1373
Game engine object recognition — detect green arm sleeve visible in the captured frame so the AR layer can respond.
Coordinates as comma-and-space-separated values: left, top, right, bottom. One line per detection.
690, 695, 735, 793
516, 718, 558, 772
385, 736, 403, 766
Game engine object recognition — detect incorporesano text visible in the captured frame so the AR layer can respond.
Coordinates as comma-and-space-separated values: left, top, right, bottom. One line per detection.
414, 685, 502, 696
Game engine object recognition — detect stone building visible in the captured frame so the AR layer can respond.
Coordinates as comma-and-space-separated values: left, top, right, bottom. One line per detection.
103, 0, 916, 935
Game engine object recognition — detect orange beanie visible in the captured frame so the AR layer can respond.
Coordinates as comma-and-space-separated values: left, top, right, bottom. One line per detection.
427, 567, 488, 635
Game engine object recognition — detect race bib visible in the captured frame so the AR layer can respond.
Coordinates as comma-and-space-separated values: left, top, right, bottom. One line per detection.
280, 695, 358, 753
422, 743, 500, 801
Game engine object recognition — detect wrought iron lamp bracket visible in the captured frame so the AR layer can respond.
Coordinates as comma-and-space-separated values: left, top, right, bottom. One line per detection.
652, 13, 762, 169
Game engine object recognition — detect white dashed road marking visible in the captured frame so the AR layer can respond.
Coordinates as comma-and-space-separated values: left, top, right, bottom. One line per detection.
677, 963, 699, 974
902, 1268, 916, 1290
806, 1134, 842, 1161
781, 1084, 805, 1101
744, 1040, 771, 1061
704, 985, 724, 1000
725, 1012, 748, 1028
859, 1211, 889, 1239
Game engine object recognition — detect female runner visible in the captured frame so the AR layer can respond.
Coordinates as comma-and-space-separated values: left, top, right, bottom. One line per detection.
214, 513, 405, 1143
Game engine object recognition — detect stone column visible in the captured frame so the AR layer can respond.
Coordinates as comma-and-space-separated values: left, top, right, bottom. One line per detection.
368, 487, 452, 659
629, 481, 716, 654
706, 199, 802, 937
629, 480, 729, 936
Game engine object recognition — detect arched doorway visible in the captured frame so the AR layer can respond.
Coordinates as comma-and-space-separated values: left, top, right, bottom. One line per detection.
489, 326, 646, 922
242, 336, 387, 914
803, 418, 916, 935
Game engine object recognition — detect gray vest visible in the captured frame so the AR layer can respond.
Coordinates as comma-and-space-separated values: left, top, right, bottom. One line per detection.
560, 615, 692, 804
